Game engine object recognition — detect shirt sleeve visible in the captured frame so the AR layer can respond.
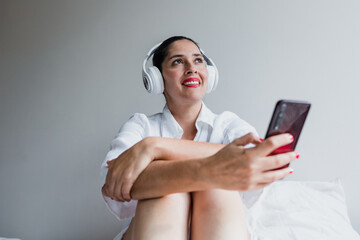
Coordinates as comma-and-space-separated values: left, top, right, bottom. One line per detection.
100, 113, 148, 220
221, 111, 259, 145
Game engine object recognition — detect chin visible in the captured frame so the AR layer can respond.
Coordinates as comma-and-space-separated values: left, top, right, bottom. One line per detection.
183, 94, 205, 104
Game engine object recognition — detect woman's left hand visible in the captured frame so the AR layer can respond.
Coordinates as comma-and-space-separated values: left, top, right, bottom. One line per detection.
102, 138, 155, 202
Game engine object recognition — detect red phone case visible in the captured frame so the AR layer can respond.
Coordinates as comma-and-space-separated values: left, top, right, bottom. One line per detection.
265, 100, 311, 168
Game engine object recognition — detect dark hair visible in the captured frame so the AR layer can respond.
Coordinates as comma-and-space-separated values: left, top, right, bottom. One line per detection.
152, 36, 200, 72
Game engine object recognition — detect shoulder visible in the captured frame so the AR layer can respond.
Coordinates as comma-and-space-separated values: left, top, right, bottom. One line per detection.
215, 111, 252, 128
215, 111, 258, 144
123, 111, 162, 127
127, 112, 148, 124
105, 112, 159, 161
120, 113, 148, 131
119, 111, 165, 136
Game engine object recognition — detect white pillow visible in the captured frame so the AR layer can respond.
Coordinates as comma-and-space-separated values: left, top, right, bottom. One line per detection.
246, 180, 360, 240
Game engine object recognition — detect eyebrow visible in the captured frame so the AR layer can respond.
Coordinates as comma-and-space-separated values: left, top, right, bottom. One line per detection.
168, 53, 203, 60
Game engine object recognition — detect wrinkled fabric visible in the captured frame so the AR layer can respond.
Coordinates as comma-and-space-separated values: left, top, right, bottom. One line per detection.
246, 180, 360, 240
100, 102, 258, 238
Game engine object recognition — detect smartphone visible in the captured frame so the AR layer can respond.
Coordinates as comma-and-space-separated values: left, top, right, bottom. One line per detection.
265, 99, 311, 168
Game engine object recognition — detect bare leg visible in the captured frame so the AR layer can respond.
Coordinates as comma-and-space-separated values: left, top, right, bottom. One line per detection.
191, 190, 250, 240
123, 193, 191, 240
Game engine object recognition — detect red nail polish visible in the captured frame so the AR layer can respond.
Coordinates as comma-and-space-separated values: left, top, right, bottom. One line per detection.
259, 138, 264, 142
296, 153, 300, 159
289, 170, 294, 174
288, 134, 294, 141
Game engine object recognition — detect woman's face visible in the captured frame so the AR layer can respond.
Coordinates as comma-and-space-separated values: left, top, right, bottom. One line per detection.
161, 39, 208, 107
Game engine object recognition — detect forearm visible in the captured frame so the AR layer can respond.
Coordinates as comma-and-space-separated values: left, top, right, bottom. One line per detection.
147, 137, 225, 161
102, 137, 224, 202
129, 138, 223, 200
130, 157, 213, 200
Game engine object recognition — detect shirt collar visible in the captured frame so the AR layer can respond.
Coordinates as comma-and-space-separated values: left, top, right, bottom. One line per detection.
196, 102, 216, 128
161, 105, 183, 139
161, 102, 216, 139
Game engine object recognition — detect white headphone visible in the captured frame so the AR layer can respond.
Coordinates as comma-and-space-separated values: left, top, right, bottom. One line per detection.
142, 42, 219, 95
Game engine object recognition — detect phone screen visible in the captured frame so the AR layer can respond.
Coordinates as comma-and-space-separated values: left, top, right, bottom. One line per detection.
265, 100, 311, 159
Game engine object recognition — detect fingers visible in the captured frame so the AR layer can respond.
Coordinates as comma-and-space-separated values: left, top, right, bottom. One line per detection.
103, 166, 134, 202
114, 176, 133, 202
103, 163, 127, 202
121, 182, 133, 202
259, 167, 294, 183
104, 180, 128, 202
101, 184, 109, 197
251, 133, 294, 156
114, 182, 126, 202
261, 151, 298, 171
107, 179, 131, 202
232, 132, 262, 147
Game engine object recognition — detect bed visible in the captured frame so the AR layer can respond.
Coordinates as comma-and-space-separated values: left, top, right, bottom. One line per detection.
244, 179, 360, 240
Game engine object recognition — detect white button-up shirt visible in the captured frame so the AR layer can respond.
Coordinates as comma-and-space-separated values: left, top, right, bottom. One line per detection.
100, 102, 258, 237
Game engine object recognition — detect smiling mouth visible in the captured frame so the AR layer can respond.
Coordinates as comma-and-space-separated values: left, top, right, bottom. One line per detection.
182, 78, 201, 87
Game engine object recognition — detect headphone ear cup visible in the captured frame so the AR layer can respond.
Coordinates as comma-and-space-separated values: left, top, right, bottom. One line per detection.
146, 66, 164, 94
206, 65, 218, 93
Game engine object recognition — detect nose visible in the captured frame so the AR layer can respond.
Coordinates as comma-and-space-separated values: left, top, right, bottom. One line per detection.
185, 61, 197, 75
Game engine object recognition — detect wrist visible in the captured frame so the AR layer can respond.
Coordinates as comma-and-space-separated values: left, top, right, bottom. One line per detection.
141, 137, 161, 161
196, 155, 217, 190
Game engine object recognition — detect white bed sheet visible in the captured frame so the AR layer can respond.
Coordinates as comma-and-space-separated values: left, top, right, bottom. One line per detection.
246, 179, 360, 240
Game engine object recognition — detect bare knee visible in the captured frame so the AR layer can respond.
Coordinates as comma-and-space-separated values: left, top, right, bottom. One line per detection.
193, 189, 242, 211
136, 193, 191, 217
191, 190, 250, 240
127, 193, 191, 240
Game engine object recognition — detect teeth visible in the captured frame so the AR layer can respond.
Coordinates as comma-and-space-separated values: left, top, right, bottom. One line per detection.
183, 81, 200, 85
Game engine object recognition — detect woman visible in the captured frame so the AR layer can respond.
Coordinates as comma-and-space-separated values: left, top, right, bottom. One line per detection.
101, 36, 297, 240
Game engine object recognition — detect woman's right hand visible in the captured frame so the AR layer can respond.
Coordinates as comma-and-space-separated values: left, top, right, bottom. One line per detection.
200, 133, 298, 191
102, 137, 156, 202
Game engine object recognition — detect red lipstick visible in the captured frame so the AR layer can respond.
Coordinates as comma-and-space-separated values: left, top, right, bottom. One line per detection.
182, 78, 201, 88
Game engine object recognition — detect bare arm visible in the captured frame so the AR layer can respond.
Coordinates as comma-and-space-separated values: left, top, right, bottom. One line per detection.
130, 133, 297, 199
149, 136, 225, 161
103, 133, 298, 201
130, 158, 208, 200
102, 136, 228, 202
130, 134, 261, 199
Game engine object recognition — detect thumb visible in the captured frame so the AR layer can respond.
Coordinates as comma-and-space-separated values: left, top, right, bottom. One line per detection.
232, 132, 261, 147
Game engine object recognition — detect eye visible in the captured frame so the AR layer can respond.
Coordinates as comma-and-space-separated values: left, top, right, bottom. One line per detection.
195, 57, 204, 64
172, 59, 183, 65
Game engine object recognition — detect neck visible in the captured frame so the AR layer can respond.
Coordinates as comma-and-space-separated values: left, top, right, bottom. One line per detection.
167, 101, 203, 139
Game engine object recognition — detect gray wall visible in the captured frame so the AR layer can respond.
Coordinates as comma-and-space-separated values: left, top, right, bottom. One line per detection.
1, 0, 359, 239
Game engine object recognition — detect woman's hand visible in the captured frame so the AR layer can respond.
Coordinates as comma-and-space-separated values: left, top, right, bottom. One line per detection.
102, 137, 225, 202
102, 138, 156, 202
200, 133, 298, 191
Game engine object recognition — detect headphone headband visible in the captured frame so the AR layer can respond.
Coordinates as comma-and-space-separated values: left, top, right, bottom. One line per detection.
144, 42, 162, 64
